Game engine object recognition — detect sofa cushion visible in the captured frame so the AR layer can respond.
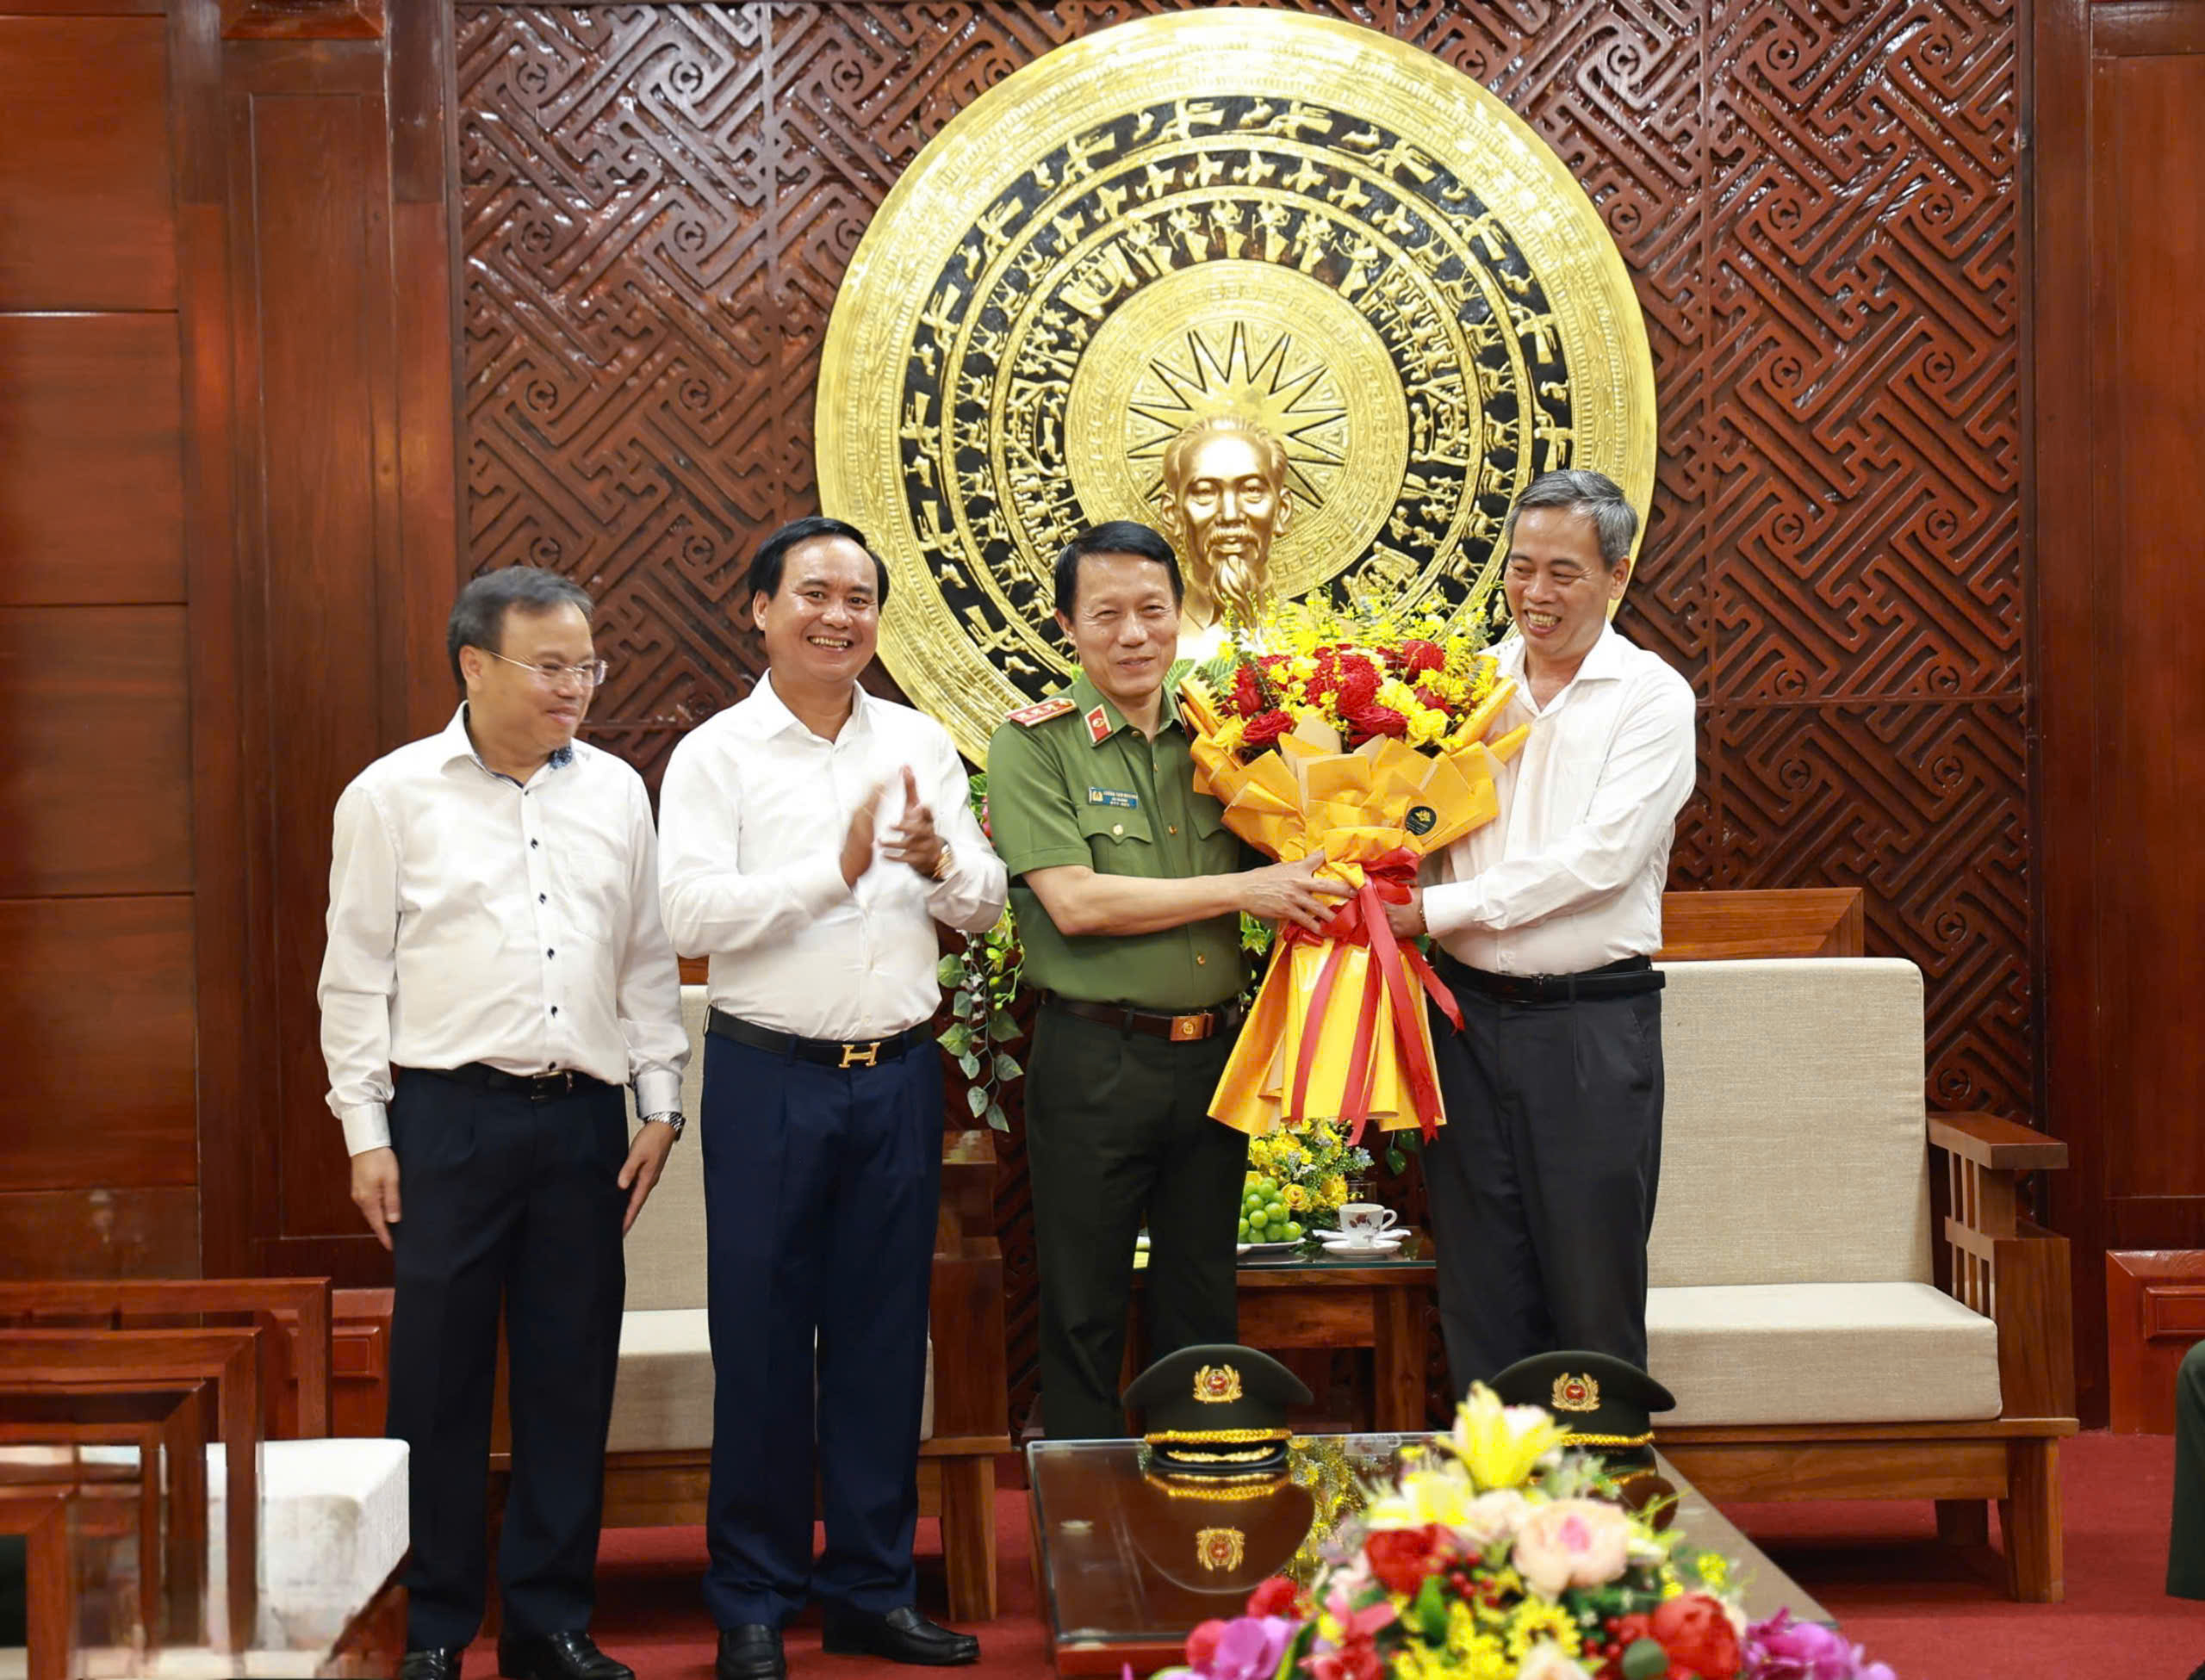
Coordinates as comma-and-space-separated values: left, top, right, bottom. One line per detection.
1647, 1282, 2001, 1427
609, 1308, 935, 1452
208, 1436, 409, 1650
1649, 958, 1933, 1290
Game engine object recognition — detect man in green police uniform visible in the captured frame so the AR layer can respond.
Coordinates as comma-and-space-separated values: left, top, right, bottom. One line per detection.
986, 520, 1344, 1441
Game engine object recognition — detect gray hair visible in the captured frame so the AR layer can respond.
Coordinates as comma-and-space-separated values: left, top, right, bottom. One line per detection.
448, 565, 594, 687
1504, 469, 1640, 568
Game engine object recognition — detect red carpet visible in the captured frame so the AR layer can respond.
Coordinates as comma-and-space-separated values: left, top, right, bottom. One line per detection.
509, 1433, 2202, 1678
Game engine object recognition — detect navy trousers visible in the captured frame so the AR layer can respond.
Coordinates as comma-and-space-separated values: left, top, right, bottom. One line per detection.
384, 1069, 628, 1649
699, 1032, 941, 1630
1423, 983, 1664, 1395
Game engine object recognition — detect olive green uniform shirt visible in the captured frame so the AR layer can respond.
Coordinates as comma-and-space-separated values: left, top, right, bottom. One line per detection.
985, 673, 1245, 1010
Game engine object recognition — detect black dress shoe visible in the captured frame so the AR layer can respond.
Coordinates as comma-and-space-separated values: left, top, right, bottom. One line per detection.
716, 1624, 787, 1680
821, 1604, 980, 1666
497, 1631, 634, 1680
398, 1651, 465, 1680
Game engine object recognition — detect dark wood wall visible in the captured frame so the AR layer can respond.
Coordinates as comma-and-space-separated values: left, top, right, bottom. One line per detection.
1, 0, 198, 1274
9, 0, 2196, 1425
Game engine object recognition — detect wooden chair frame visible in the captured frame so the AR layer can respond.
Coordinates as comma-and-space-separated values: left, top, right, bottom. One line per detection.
0, 1328, 266, 1646
1662, 1112, 2077, 1602
0, 1277, 332, 1439
0, 1486, 74, 1680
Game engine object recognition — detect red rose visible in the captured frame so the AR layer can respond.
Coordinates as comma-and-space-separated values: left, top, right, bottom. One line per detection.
1601, 1618, 1656, 1680
1399, 639, 1445, 677
1245, 1576, 1301, 1619
1229, 664, 1266, 719
1243, 710, 1295, 749
1361, 1524, 1451, 1596
1185, 1618, 1229, 1672
1412, 684, 1449, 714
1650, 1594, 1740, 1678
1346, 704, 1409, 740
1333, 655, 1381, 712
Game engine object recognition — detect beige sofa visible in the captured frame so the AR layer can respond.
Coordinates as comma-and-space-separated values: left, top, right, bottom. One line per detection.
492, 986, 1009, 1621
1644, 958, 2074, 1601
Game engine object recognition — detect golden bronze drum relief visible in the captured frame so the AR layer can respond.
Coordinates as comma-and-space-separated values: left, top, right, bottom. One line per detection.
817, 11, 1655, 764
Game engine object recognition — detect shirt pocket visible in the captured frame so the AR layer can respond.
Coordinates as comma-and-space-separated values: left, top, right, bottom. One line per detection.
552, 833, 630, 945
1077, 801, 1155, 871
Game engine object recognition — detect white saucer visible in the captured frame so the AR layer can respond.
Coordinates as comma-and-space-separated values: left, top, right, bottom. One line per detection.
1320, 1232, 1404, 1253
1239, 1238, 1305, 1253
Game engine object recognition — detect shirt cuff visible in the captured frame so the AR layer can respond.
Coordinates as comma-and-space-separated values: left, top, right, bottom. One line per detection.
792, 852, 854, 914
1419, 879, 1485, 941
340, 1102, 391, 1156
633, 1068, 683, 1119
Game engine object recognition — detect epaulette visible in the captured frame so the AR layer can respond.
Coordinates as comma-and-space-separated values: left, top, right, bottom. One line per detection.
1005, 695, 1077, 728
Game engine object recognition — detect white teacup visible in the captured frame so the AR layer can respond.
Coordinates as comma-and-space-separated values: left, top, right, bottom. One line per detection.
1334, 1202, 1401, 1245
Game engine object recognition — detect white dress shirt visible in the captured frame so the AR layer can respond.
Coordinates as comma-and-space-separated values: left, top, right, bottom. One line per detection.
657, 673, 1008, 1039
1422, 624, 1697, 976
318, 707, 690, 1156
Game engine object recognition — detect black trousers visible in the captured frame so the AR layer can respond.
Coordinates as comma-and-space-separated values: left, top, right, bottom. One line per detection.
1023, 1006, 1245, 1441
2170, 1341, 2205, 1597
699, 1032, 941, 1630
384, 1069, 628, 1649
1423, 980, 1664, 1395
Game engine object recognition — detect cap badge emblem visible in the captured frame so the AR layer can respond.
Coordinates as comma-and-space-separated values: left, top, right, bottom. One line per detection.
1551, 1373, 1600, 1413
1193, 1363, 1244, 1404
1196, 1528, 1246, 1572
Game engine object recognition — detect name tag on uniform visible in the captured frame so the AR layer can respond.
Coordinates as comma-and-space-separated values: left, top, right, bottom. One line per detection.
1087, 787, 1140, 809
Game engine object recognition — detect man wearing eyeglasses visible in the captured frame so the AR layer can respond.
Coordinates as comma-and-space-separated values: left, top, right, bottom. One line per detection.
318, 565, 688, 1680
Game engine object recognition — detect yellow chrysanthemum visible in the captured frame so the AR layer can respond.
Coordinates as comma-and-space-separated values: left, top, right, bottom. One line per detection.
1320, 1174, 1349, 1207
1696, 1549, 1730, 1591
1504, 1601, 1581, 1661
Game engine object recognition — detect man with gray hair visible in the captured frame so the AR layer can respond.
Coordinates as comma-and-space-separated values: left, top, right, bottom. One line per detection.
1385, 468, 1696, 1394
320, 565, 688, 1680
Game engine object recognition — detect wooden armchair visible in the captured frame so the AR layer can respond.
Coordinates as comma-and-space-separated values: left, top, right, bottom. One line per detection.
1662, 1112, 2077, 1601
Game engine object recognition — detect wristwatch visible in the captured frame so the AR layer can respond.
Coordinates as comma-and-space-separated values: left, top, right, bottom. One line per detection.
641, 1110, 686, 1141
930, 841, 956, 881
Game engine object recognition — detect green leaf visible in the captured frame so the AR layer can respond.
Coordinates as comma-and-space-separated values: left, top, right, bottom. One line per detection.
1410, 1577, 1448, 1644
941, 1023, 972, 1057
966, 1085, 989, 1118
957, 1051, 981, 1079
1621, 1640, 1670, 1680
993, 1052, 1022, 1082
987, 1011, 1022, 1043
937, 954, 964, 987
1385, 1145, 1406, 1175
984, 1100, 1009, 1133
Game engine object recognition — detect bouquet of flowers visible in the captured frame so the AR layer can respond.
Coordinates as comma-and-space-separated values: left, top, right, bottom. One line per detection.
1158, 1386, 1898, 1680
1178, 604, 1527, 1141
1243, 1120, 1374, 1241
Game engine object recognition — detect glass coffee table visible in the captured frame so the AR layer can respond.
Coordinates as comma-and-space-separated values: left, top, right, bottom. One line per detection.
1028, 1433, 1831, 1677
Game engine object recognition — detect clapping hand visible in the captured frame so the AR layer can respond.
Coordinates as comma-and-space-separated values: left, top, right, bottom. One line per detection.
881, 766, 946, 877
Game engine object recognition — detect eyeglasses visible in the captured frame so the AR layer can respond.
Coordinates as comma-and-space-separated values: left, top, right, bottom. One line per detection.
480, 648, 612, 689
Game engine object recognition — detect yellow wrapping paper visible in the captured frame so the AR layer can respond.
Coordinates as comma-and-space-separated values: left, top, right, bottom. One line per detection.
1180, 673, 1527, 1138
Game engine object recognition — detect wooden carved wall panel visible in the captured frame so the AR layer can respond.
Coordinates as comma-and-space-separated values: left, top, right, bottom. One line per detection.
457, 0, 2026, 1419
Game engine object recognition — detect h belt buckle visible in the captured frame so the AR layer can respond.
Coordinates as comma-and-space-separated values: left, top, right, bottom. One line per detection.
1170, 1013, 1210, 1042
525, 1070, 574, 1101
840, 1039, 882, 1069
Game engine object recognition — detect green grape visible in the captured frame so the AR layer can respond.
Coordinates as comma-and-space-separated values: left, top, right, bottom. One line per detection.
1282, 1222, 1303, 1242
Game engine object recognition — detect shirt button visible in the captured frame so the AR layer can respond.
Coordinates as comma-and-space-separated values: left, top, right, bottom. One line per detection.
531, 839, 539, 849
538, 894, 546, 904
546, 948, 555, 958
1112, 823, 1124, 836
550, 1006, 558, 1016
1197, 954, 1208, 965
1169, 824, 1178, 835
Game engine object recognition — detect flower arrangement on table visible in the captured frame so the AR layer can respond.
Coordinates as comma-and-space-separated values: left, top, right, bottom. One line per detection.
1242, 1119, 1375, 1242
1180, 604, 1526, 1144
1157, 1386, 1897, 1680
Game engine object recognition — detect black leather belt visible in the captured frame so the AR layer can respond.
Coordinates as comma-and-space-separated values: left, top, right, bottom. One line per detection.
708, 1007, 930, 1069
1435, 952, 1664, 1004
1038, 991, 1246, 1043
401, 1063, 612, 1101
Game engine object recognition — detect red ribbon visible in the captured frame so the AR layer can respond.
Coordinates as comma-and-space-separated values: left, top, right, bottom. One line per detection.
1281, 848, 1463, 1144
